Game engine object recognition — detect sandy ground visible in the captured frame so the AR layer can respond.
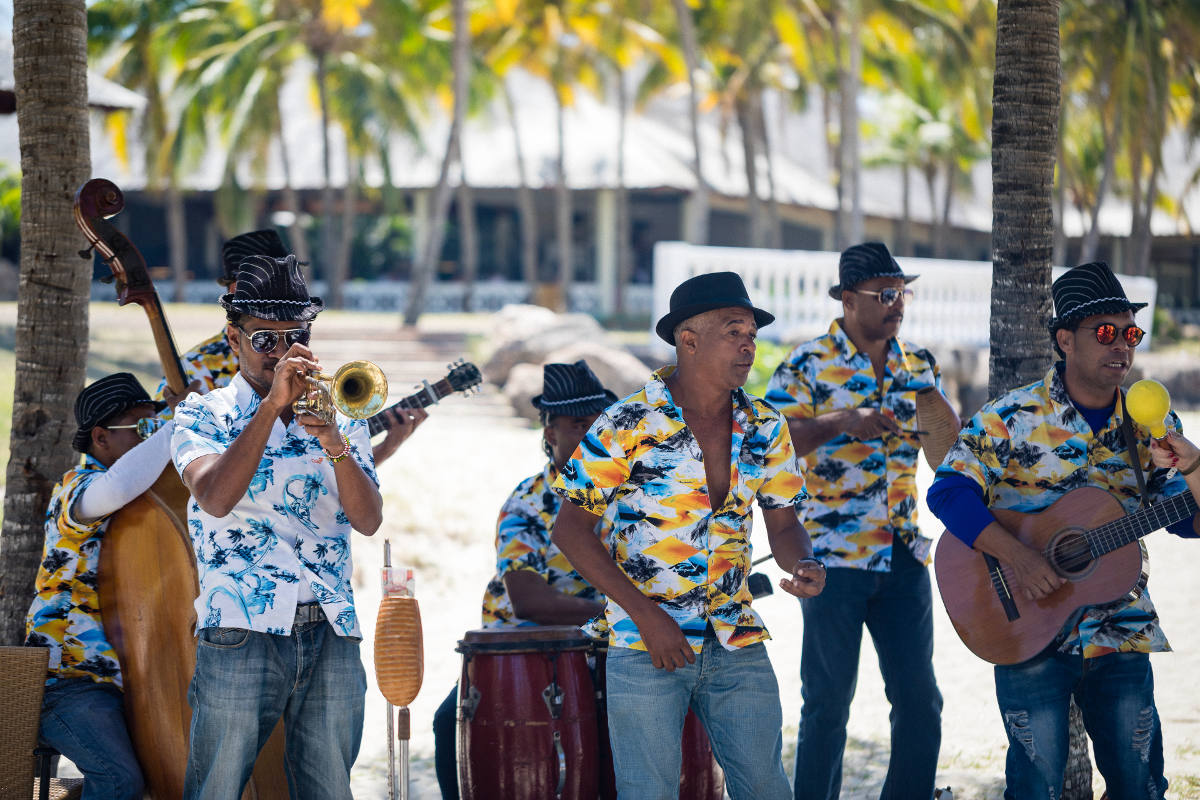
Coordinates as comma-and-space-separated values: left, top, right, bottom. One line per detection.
341, 411, 1200, 800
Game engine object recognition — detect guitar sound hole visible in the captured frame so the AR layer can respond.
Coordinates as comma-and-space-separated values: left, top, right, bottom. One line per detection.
1048, 532, 1094, 577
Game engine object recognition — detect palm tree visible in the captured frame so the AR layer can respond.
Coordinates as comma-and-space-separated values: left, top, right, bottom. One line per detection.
1, 0, 92, 645
671, 0, 710, 244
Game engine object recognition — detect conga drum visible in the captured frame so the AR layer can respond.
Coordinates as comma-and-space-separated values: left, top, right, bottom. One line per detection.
593, 643, 725, 800
456, 626, 599, 799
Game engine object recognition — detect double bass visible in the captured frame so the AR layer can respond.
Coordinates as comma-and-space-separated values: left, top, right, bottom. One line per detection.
74, 179, 286, 800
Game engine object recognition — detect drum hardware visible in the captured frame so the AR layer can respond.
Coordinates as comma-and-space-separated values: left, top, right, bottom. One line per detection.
553, 731, 566, 798
461, 685, 481, 721
542, 656, 564, 719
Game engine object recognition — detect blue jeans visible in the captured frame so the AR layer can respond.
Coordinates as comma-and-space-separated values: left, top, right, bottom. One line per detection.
794, 541, 943, 800
995, 649, 1167, 800
183, 620, 367, 800
433, 684, 459, 800
605, 640, 791, 800
38, 678, 144, 800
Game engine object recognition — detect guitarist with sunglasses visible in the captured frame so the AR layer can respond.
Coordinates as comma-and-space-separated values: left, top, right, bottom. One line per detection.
927, 261, 1200, 800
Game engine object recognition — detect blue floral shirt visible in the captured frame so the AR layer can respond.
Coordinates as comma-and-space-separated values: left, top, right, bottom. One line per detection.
171, 372, 378, 638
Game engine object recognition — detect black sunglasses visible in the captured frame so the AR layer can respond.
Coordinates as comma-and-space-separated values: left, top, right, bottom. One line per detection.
1082, 323, 1145, 347
236, 325, 311, 354
853, 287, 913, 307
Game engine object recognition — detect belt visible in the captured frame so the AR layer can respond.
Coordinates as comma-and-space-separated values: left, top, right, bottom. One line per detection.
294, 602, 325, 625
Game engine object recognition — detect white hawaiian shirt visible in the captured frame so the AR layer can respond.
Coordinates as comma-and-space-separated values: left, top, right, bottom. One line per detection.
171, 372, 378, 638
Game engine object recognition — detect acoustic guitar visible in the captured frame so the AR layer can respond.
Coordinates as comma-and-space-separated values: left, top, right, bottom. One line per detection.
934, 486, 1197, 665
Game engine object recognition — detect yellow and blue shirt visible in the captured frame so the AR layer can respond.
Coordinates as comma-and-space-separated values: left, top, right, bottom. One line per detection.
24, 457, 124, 687
154, 328, 238, 416
935, 364, 1192, 658
552, 366, 807, 653
765, 319, 943, 570
481, 463, 605, 627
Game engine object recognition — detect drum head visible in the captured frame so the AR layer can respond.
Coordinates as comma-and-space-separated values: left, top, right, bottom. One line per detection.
457, 625, 594, 654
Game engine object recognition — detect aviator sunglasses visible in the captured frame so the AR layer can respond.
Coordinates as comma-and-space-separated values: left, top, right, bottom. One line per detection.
104, 416, 168, 440
853, 287, 913, 307
236, 325, 311, 354
1081, 323, 1145, 347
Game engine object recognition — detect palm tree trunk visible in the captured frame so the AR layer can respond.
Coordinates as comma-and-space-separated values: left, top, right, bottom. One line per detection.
898, 165, 913, 256
405, 0, 468, 325
936, 160, 955, 258
756, 91, 783, 249
276, 91, 310, 265
671, 0, 709, 245
1053, 116, 1067, 266
1080, 85, 1122, 264
166, 180, 188, 302
331, 154, 357, 310
736, 95, 763, 247
2, 0, 92, 646
503, 80, 539, 286
553, 85, 572, 308
457, 180, 479, 311
315, 51, 336, 289
615, 65, 632, 314
838, 0, 864, 247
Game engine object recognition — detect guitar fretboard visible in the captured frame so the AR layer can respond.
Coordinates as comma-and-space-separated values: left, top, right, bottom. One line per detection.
365, 379, 454, 436
1086, 490, 1198, 558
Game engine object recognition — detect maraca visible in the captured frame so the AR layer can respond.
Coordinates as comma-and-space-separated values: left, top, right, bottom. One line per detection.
1126, 378, 1171, 439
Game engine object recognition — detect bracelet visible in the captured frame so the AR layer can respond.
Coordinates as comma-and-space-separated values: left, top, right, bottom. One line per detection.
1181, 455, 1200, 476
324, 433, 351, 463
797, 557, 826, 572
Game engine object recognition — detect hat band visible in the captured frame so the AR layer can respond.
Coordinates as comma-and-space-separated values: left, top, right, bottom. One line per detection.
1059, 296, 1131, 315
230, 298, 312, 306
540, 392, 608, 406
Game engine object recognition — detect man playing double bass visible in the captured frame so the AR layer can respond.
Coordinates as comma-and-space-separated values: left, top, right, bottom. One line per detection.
172, 253, 383, 799
25, 373, 188, 799
928, 261, 1200, 799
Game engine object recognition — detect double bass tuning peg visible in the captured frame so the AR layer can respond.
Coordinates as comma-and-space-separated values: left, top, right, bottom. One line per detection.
78, 242, 95, 260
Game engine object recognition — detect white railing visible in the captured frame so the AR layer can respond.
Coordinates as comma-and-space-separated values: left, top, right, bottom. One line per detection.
90, 280, 657, 316
651, 241, 1158, 354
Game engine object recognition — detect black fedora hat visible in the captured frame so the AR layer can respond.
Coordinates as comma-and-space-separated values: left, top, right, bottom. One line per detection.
655, 271, 774, 345
72, 372, 165, 452
531, 360, 617, 418
220, 229, 289, 285
828, 242, 918, 300
219, 253, 324, 322
1049, 261, 1147, 332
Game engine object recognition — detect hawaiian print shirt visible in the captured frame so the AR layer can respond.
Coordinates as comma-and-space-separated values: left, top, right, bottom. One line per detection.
24, 457, 124, 687
172, 372, 378, 638
936, 364, 1190, 658
552, 366, 808, 653
765, 319, 943, 570
481, 463, 605, 627
155, 328, 239, 417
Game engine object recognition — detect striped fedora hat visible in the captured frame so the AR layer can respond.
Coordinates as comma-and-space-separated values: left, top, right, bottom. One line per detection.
220, 229, 289, 285
828, 242, 918, 300
1049, 261, 1147, 332
72, 373, 165, 452
219, 253, 324, 322
531, 360, 618, 418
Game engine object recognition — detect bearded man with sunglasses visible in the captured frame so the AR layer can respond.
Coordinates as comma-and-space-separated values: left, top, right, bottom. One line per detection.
171, 253, 383, 799
766, 241, 946, 800
927, 261, 1200, 799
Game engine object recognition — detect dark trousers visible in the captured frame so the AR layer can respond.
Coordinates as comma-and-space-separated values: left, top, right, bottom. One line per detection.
793, 540, 943, 800
433, 684, 459, 799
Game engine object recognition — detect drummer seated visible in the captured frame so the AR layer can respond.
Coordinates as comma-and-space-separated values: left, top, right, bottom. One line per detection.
23, 373, 183, 800
433, 361, 616, 800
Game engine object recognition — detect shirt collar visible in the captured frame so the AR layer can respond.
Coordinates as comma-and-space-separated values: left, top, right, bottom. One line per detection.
829, 318, 910, 374
648, 365, 758, 422
230, 371, 264, 414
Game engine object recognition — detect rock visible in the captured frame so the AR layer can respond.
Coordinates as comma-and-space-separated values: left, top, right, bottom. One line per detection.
543, 342, 654, 402
483, 304, 608, 386
503, 362, 546, 423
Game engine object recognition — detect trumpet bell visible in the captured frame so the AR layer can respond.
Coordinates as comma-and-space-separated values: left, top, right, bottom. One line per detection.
332, 360, 389, 419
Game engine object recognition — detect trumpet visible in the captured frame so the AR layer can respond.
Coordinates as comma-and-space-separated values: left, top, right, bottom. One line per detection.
293, 360, 389, 424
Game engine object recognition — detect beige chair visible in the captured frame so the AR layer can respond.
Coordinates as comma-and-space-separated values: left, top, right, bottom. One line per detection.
0, 646, 82, 800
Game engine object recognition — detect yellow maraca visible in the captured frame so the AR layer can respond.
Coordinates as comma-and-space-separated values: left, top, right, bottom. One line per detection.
1126, 378, 1171, 439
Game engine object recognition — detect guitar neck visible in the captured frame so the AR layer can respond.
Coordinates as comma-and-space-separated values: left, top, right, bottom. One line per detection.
366, 379, 455, 436
1088, 490, 1198, 558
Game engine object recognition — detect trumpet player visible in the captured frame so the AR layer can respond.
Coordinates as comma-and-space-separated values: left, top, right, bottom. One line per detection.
172, 253, 382, 800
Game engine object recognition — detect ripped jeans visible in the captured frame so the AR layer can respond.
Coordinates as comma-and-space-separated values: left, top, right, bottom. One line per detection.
994, 649, 1166, 800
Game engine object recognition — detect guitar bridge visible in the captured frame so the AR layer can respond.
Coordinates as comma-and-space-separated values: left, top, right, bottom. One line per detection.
983, 552, 1021, 622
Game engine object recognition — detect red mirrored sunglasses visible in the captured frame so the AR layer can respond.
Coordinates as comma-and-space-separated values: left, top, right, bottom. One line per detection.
1082, 323, 1145, 347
